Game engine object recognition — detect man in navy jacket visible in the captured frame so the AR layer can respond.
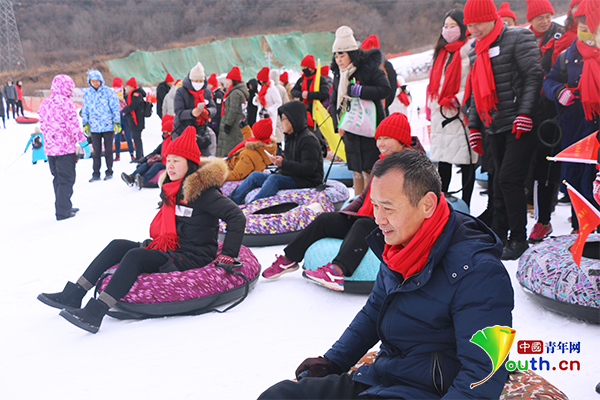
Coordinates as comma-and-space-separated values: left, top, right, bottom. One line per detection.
259, 150, 514, 399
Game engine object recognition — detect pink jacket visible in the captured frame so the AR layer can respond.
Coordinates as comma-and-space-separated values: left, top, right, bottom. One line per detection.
38, 75, 86, 156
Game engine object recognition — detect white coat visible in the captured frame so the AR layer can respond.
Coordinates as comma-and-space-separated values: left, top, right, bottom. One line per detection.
252, 80, 282, 137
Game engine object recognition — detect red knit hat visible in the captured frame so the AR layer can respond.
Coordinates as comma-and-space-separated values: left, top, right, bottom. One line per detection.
207, 73, 218, 87
112, 77, 122, 88
167, 126, 201, 165
125, 77, 138, 88
463, 0, 498, 24
575, 0, 600, 33
374, 113, 412, 148
526, 0, 554, 21
165, 73, 174, 83
360, 34, 380, 50
161, 114, 174, 133
256, 67, 270, 83
280, 71, 289, 83
498, 2, 517, 23
321, 65, 330, 76
252, 118, 273, 141
226, 66, 242, 81
300, 55, 316, 70
570, 0, 584, 8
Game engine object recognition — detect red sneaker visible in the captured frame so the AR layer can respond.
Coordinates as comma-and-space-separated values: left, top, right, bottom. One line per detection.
262, 255, 298, 279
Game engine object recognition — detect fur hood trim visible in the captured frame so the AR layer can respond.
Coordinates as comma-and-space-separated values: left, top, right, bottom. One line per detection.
331, 48, 383, 75
245, 138, 277, 150
158, 157, 229, 202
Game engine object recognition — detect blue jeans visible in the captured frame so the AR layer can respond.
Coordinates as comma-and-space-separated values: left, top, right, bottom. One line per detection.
230, 172, 296, 204
133, 162, 165, 183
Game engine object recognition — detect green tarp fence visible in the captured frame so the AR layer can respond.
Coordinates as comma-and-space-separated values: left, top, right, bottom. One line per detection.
106, 31, 335, 85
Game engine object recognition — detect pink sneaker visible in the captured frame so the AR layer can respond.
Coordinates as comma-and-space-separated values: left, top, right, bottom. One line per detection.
528, 222, 553, 243
304, 263, 344, 291
262, 255, 299, 279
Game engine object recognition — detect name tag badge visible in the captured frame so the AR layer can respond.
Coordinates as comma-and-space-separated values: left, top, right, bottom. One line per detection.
488, 46, 500, 58
175, 205, 193, 217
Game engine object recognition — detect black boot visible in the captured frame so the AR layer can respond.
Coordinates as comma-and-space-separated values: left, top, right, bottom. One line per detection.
59, 298, 109, 334
37, 282, 87, 309
501, 240, 529, 260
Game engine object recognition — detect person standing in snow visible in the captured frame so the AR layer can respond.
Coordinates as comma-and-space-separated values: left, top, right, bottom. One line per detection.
122, 77, 147, 161
156, 73, 174, 120
15, 80, 24, 117
359, 35, 397, 118
216, 66, 248, 157
38, 74, 91, 221
207, 73, 224, 139
162, 79, 182, 118
280, 72, 294, 104
270, 69, 289, 146
24, 127, 48, 164
111, 77, 135, 162
498, 2, 517, 26
3, 78, 17, 119
252, 66, 282, 136
291, 55, 330, 119
81, 70, 121, 182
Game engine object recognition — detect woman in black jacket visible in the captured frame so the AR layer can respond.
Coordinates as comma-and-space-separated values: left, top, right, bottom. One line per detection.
329, 26, 391, 195
122, 77, 147, 160
38, 126, 245, 333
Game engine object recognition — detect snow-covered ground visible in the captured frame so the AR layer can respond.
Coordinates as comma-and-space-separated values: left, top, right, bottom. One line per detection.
1, 74, 598, 399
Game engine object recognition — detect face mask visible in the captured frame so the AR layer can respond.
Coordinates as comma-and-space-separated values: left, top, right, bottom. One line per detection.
302, 68, 314, 77
192, 81, 204, 91
578, 29, 597, 47
442, 26, 462, 44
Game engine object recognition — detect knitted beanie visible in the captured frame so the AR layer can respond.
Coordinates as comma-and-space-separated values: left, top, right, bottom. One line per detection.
570, 0, 584, 8
207, 73, 218, 87
374, 113, 412, 148
360, 34, 380, 50
125, 77, 137, 88
280, 71, 289, 83
189, 62, 205, 81
112, 77, 122, 88
526, 0, 554, 21
463, 0, 498, 24
165, 73, 174, 83
167, 126, 201, 164
301, 55, 316, 70
256, 67, 270, 83
252, 118, 273, 141
226, 66, 242, 81
161, 114, 174, 133
332, 26, 359, 52
498, 2, 517, 23
321, 65, 330, 76
575, 0, 600, 33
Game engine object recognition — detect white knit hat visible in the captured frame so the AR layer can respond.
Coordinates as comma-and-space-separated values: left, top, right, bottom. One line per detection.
332, 26, 358, 52
189, 62, 205, 81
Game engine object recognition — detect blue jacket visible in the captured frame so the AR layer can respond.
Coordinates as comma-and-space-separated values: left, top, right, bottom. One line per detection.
81, 70, 120, 133
543, 41, 599, 198
324, 207, 514, 399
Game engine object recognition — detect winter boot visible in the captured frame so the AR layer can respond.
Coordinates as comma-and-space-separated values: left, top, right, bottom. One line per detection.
59, 298, 109, 334
37, 281, 87, 310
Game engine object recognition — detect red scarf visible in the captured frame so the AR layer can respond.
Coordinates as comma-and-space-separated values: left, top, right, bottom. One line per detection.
227, 136, 272, 158
530, 26, 545, 48
552, 27, 577, 65
397, 91, 411, 107
382, 194, 450, 279
576, 39, 600, 121
301, 74, 316, 107
257, 81, 270, 107
127, 90, 139, 126
427, 39, 467, 107
146, 180, 183, 252
188, 88, 209, 126
468, 17, 504, 126
221, 85, 232, 117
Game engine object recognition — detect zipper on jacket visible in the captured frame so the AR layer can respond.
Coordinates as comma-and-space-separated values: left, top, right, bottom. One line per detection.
430, 351, 446, 396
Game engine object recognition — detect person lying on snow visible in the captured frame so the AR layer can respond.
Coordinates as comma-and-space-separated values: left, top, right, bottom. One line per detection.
229, 100, 323, 204
225, 118, 277, 181
38, 126, 246, 334
258, 150, 514, 400
262, 113, 425, 292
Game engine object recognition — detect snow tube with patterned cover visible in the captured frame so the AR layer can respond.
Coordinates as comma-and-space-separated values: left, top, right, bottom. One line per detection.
517, 234, 600, 324
96, 243, 261, 320
15, 116, 39, 124
219, 190, 337, 247
302, 237, 381, 294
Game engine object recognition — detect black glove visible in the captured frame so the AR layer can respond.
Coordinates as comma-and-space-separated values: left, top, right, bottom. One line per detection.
224, 124, 232, 134
295, 356, 343, 380
238, 119, 248, 129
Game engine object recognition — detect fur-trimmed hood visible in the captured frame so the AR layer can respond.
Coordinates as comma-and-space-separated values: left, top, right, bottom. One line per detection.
330, 48, 383, 76
159, 157, 229, 202
245, 138, 277, 150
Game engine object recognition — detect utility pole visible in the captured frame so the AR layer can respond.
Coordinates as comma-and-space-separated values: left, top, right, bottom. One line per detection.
0, 0, 25, 71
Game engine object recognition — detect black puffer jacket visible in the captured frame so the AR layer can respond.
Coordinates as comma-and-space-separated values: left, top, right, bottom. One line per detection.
172, 75, 217, 138
278, 101, 324, 188
330, 48, 392, 127
468, 26, 542, 135
540, 22, 564, 75
122, 87, 147, 131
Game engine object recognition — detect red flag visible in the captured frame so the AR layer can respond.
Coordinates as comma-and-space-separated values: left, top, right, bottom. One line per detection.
565, 181, 600, 266
548, 131, 599, 164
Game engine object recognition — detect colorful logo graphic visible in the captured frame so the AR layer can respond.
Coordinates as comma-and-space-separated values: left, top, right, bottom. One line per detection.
517, 340, 543, 354
469, 325, 516, 389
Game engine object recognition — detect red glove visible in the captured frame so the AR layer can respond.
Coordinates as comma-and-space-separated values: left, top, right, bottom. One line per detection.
511, 114, 532, 139
557, 87, 576, 107
594, 174, 600, 205
215, 254, 235, 265
469, 129, 483, 155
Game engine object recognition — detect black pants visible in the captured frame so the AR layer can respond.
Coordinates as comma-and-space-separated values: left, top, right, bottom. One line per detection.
48, 154, 77, 219
16, 99, 23, 116
531, 140, 561, 226
438, 162, 476, 207
487, 130, 536, 242
258, 373, 401, 399
131, 128, 144, 159
82, 239, 169, 301
284, 212, 377, 276
6, 99, 16, 118
91, 131, 115, 177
